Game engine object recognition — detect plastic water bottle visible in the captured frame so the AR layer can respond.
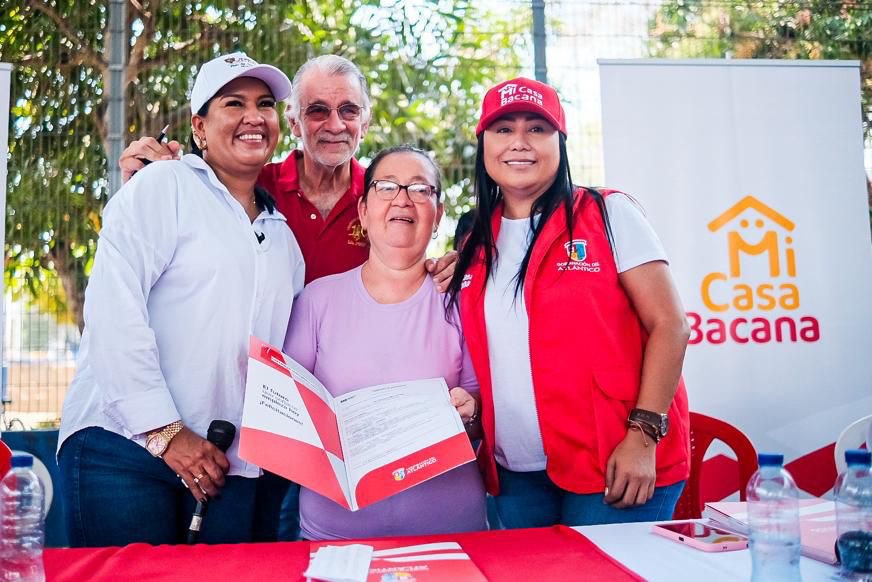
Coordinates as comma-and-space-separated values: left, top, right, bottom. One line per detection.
835, 449, 872, 580
747, 452, 801, 582
0, 455, 46, 582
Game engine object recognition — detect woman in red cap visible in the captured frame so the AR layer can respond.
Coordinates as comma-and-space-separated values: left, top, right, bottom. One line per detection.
445, 78, 691, 528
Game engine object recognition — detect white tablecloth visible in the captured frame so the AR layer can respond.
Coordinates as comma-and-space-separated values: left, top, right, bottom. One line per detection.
576, 521, 838, 582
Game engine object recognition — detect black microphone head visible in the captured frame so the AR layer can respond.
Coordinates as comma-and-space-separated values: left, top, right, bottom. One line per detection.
207, 420, 236, 452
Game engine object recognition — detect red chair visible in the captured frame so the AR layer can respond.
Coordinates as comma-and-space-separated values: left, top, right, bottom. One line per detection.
0, 439, 11, 478
672, 412, 758, 519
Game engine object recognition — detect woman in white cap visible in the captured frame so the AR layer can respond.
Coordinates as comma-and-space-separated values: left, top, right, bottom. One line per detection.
57, 53, 304, 546
446, 78, 691, 528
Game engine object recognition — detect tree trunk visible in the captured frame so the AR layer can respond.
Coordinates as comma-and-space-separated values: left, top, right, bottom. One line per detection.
48, 242, 86, 333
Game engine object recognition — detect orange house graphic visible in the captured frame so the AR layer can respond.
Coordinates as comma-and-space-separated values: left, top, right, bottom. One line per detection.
700, 195, 801, 313
690, 199, 819, 344
707, 195, 796, 279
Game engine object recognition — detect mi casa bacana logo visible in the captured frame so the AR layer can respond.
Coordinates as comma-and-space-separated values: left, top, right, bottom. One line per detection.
688, 196, 820, 345
498, 83, 544, 107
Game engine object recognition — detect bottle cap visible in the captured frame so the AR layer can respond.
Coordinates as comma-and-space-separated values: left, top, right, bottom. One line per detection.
845, 449, 872, 467
10, 454, 34, 468
758, 452, 784, 467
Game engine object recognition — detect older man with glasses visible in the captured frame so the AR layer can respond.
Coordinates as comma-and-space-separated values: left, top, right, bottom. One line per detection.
118, 54, 457, 542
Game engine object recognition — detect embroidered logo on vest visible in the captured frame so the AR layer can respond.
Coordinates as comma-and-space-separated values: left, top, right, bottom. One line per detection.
557, 239, 600, 272
564, 239, 587, 262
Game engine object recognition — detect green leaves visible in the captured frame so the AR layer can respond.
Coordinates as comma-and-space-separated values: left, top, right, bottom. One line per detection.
0, 0, 523, 328
650, 0, 872, 227
650, 1, 872, 129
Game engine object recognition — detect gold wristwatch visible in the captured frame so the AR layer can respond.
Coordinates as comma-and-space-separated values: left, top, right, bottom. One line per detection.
145, 421, 184, 458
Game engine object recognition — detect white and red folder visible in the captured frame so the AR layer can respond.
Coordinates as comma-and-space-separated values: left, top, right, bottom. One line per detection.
239, 337, 475, 511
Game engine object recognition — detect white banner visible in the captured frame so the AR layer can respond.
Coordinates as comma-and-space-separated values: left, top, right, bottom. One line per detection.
599, 59, 872, 494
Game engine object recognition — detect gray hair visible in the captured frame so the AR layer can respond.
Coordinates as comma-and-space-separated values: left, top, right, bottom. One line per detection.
286, 55, 372, 125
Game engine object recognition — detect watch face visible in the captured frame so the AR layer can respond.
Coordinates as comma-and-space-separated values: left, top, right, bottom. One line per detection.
146, 434, 168, 457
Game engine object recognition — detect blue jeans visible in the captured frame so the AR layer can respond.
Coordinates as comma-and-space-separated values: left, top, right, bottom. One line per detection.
494, 464, 685, 528
58, 427, 257, 547
252, 470, 301, 541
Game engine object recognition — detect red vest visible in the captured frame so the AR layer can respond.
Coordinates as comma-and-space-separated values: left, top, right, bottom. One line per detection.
459, 189, 690, 495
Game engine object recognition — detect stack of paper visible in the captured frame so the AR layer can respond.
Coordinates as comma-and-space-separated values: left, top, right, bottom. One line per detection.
304, 544, 374, 582
703, 498, 838, 564
309, 540, 488, 581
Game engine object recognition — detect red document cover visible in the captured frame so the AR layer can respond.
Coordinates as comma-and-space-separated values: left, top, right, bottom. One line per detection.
704, 498, 837, 564
239, 337, 475, 511
309, 540, 488, 582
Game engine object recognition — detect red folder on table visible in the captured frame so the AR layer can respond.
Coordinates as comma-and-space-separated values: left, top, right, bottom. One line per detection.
309, 539, 487, 582
239, 337, 475, 511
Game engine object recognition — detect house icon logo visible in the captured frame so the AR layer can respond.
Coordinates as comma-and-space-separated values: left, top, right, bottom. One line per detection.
707, 195, 796, 280
689, 195, 820, 345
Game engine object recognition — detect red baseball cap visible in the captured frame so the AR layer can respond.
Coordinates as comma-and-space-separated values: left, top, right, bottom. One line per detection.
475, 77, 567, 136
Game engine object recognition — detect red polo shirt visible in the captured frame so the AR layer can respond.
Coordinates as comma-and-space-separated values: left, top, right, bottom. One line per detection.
258, 150, 369, 284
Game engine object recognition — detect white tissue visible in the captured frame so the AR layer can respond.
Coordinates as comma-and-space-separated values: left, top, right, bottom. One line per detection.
304, 544, 374, 582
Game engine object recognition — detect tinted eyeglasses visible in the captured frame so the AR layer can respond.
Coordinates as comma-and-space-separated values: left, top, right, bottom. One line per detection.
303, 103, 363, 122
368, 180, 438, 204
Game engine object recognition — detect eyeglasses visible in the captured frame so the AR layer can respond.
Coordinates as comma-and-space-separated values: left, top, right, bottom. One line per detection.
368, 180, 438, 203
303, 103, 363, 121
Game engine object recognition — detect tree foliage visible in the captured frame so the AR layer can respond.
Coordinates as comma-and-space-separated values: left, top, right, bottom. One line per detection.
650, 0, 872, 220
650, 0, 872, 119
0, 0, 525, 330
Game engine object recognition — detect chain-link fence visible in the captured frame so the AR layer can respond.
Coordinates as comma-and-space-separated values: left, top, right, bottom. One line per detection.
2, 0, 870, 429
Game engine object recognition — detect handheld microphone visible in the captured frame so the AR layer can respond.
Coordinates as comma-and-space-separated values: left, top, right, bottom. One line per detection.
185, 420, 236, 544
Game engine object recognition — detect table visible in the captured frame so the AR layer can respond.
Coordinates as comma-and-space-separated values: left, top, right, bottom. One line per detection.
578, 521, 839, 582
44, 526, 641, 581
42, 521, 843, 581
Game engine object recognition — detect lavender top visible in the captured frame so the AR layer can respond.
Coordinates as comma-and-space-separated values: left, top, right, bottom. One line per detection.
283, 265, 486, 540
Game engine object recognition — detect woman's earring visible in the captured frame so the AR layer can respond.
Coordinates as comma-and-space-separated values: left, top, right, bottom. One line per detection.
432, 227, 439, 240
194, 134, 207, 150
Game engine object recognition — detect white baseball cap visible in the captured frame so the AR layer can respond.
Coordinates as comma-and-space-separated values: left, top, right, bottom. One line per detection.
190, 52, 292, 113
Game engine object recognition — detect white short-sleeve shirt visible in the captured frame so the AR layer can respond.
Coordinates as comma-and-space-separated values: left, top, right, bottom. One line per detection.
484, 193, 667, 471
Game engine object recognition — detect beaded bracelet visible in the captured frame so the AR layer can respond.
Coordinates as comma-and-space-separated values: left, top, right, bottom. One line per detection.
464, 399, 480, 427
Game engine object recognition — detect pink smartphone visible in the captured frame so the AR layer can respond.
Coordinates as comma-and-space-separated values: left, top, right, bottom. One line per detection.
651, 522, 749, 552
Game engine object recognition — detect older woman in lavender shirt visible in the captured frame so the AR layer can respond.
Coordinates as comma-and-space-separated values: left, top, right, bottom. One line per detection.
283, 145, 486, 540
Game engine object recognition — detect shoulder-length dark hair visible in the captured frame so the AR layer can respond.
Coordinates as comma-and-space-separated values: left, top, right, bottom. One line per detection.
189, 95, 276, 214
445, 132, 612, 314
